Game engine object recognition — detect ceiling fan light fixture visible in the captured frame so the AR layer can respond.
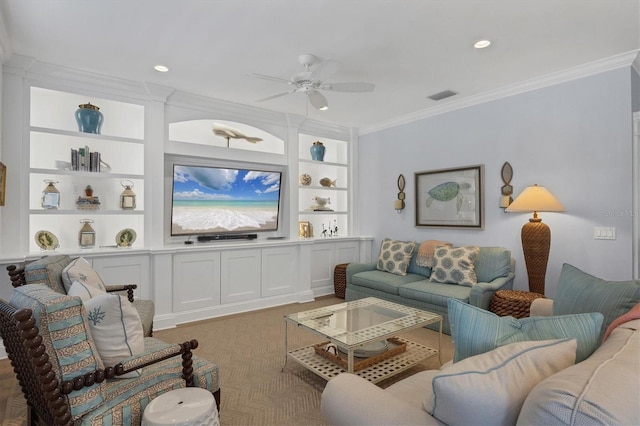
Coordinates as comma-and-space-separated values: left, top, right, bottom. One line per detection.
153, 64, 170, 72
474, 39, 491, 49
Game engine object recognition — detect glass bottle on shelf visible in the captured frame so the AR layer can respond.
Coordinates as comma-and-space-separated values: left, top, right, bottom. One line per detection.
41, 180, 60, 209
79, 219, 96, 248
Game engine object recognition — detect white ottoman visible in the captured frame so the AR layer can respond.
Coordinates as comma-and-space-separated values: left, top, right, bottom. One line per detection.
142, 387, 219, 426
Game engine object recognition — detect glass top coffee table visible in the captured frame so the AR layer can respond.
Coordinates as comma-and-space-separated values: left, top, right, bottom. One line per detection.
283, 297, 442, 383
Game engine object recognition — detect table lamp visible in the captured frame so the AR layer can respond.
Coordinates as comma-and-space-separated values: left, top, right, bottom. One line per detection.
506, 184, 564, 294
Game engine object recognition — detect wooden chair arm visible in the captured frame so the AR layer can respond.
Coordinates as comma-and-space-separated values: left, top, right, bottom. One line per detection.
104, 284, 138, 302
60, 340, 200, 394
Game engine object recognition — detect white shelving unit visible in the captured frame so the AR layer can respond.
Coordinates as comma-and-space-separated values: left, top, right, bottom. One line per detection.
28, 87, 146, 252
298, 133, 349, 237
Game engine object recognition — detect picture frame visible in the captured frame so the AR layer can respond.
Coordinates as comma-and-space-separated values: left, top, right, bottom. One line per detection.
298, 221, 312, 238
415, 164, 484, 229
0, 162, 6, 206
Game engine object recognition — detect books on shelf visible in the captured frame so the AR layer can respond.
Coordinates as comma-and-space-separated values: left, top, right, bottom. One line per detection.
71, 146, 101, 172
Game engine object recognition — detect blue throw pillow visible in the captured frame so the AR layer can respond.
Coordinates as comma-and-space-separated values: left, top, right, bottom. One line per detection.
448, 298, 603, 363
553, 263, 640, 339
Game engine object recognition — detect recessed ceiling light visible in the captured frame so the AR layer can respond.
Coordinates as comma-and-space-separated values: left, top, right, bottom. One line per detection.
319, 106, 328, 111
154, 64, 170, 73
474, 39, 491, 49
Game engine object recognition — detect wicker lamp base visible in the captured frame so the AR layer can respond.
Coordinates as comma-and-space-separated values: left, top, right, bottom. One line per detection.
521, 218, 550, 295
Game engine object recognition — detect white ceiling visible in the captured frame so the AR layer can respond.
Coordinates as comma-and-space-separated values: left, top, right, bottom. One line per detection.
1, 1, 639, 130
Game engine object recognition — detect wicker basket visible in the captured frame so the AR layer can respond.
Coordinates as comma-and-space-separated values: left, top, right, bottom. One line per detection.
333, 263, 349, 299
313, 337, 407, 371
490, 290, 545, 319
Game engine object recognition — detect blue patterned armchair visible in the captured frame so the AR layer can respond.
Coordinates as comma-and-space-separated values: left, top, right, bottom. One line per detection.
0, 285, 220, 425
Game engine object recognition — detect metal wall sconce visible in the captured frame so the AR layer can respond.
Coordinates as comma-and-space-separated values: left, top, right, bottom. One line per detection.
500, 162, 513, 209
395, 174, 406, 212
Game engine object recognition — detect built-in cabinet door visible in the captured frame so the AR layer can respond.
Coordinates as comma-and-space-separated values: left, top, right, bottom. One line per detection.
221, 249, 261, 304
261, 246, 298, 297
310, 243, 334, 290
334, 241, 359, 265
92, 255, 150, 299
173, 251, 221, 312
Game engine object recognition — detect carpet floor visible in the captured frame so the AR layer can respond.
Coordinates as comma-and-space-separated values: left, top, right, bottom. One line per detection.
0, 296, 453, 425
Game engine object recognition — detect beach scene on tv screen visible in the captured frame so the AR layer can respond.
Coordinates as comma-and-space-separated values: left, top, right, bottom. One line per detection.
172, 165, 281, 235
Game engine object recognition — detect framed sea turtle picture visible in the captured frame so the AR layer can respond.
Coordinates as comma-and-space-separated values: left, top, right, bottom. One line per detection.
415, 164, 484, 229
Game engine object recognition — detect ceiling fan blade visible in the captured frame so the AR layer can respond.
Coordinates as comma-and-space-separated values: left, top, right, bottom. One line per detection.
307, 90, 328, 110
246, 72, 294, 85
256, 90, 295, 102
321, 82, 375, 92
310, 59, 340, 81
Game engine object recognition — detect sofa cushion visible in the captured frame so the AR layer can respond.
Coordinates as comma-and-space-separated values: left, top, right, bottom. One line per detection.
517, 319, 640, 426
406, 250, 432, 278
425, 339, 577, 426
430, 245, 479, 286
24, 254, 72, 294
78, 337, 219, 425
399, 280, 471, 307
553, 263, 640, 339
475, 247, 512, 283
10, 284, 106, 420
62, 257, 107, 293
376, 238, 416, 276
448, 298, 603, 363
84, 294, 144, 377
351, 270, 426, 295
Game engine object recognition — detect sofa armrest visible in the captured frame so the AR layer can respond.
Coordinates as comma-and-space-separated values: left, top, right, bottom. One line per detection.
530, 298, 554, 316
346, 262, 377, 284
321, 373, 439, 426
469, 272, 515, 310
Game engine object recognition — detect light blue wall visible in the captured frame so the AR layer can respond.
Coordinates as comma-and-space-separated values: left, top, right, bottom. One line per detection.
632, 67, 640, 112
358, 67, 635, 297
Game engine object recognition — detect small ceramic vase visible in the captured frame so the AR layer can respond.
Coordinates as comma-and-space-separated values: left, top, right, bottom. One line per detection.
310, 141, 325, 161
75, 103, 104, 134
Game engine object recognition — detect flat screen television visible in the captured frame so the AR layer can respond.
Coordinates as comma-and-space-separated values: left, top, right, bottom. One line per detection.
171, 164, 282, 237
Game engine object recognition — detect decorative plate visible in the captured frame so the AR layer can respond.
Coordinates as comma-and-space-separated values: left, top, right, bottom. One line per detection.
115, 228, 136, 247
34, 230, 59, 251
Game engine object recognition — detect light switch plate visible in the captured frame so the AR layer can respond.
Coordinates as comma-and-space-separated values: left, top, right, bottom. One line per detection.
594, 227, 616, 240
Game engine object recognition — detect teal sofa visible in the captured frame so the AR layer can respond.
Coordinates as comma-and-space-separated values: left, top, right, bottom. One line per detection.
345, 246, 515, 334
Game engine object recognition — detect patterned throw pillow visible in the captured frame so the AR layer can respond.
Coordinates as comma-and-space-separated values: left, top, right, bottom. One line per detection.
430, 245, 479, 286
376, 238, 416, 276
61, 257, 107, 293
84, 294, 144, 378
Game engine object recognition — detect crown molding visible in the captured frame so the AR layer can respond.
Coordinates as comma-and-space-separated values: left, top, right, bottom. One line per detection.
0, 8, 12, 62
3, 54, 173, 103
361, 50, 640, 136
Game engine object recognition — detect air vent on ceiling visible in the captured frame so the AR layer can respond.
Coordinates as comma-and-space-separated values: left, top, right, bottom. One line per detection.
427, 90, 457, 101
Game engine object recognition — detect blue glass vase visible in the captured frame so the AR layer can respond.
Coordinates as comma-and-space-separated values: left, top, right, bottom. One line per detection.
75, 103, 104, 134
310, 141, 325, 161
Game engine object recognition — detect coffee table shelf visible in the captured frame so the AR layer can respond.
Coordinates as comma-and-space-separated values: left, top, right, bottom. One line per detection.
287, 337, 438, 383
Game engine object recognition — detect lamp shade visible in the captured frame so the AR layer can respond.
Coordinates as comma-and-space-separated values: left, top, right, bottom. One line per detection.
506, 185, 565, 213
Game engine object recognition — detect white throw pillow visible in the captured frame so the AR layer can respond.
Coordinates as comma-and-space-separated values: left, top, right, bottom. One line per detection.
68, 280, 106, 302
84, 294, 144, 378
423, 338, 577, 426
61, 257, 106, 293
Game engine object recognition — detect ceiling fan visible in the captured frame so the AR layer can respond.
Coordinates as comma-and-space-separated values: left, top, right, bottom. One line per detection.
248, 54, 375, 111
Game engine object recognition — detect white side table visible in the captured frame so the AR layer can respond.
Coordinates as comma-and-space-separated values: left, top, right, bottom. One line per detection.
142, 387, 219, 426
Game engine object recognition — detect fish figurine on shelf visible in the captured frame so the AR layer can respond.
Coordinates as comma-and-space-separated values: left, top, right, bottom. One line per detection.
311, 196, 332, 211
319, 178, 336, 188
